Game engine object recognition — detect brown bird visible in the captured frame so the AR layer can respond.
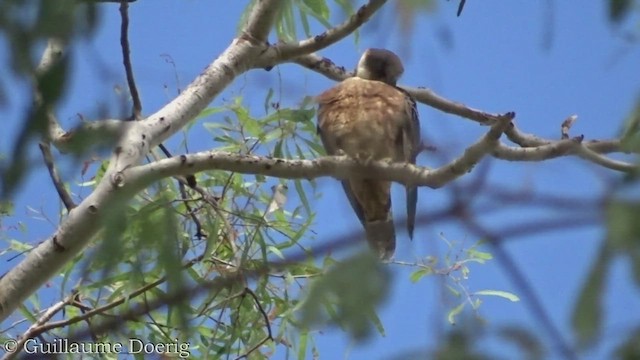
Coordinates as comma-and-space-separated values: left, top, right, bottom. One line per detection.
316, 48, 421, 260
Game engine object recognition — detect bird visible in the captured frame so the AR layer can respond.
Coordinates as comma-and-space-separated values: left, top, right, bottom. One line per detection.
316, 48, 421, 260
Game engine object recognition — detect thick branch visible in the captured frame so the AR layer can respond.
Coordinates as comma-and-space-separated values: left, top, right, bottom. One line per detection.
0, 0, 284, 320
125, 116, 511, 191
241, 0, 283, 44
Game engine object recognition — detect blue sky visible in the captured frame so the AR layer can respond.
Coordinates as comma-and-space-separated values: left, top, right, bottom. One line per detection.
2, 1, 640, 359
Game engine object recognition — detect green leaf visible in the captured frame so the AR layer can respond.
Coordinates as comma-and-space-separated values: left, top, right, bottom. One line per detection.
302, 137, 326, 156
298, 8, 312, 37
274, 108, 316, 123
447, 302, 465, 325
232, 104, 262, 139
571, 243, 611, 348
609, 0, 632, 23
298, 0, 332, 29
446, 284, 461, 297
0, 200, 14, 216
197, 106, 226, 120
276, 0, 297, 41
368, 308, 386, 337
298, 329, 309, 360
268, 245, 285, 259
496, 325, 546, 360
263, 88, 275, 114
410, 268, 432, 283
466, 248, 493, 261
474, 290, 520, 302
299, 252, 391, 341
274, 139, 284, 158
303, 0, 330, 19
614, 326, 640, 359
237, 0, 257, 34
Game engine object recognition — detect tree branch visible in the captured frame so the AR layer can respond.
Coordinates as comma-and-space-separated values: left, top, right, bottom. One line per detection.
38, 142, 76, 211
293, 53, 354, 81
125, 115, 512, 191
0, 0, 285, 320
255, 0, 388, 68
460, 216, 579, 360
573, 142, 637, 172
1, 292, 77, 360
241, 0, 283, 44
119, 0, 142, 119
293, 53, 637, 171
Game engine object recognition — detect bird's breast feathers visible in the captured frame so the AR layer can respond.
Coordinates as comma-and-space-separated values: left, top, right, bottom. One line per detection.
317, 78, 412, 160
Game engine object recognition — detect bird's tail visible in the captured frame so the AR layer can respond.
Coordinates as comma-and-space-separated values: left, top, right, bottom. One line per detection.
365, 218, 396, 260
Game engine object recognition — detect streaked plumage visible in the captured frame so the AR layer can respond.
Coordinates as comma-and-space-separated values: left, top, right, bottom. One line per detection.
316, 48, 421, 260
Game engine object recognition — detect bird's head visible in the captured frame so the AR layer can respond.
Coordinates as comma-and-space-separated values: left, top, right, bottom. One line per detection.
355, 48, 404, 85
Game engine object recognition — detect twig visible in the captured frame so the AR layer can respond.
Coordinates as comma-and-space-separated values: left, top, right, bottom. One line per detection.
257, 0, 388, 67
460, 217, 579, 360
182, 177, 239, 249
119, 0, 142, 119
492, 139, 576, 161
38, 142, 76, 210
561, 114, 578, 139
3, 292, 78, 360
573, 141, 638, 172
11, 255, 203, 342
456, 0, 467, 16
234, 288, 273, 360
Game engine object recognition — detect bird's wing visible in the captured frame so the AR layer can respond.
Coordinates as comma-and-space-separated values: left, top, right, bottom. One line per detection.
399, 89, 421, 238
316, 86, 366, 227
316, 78, 401, 259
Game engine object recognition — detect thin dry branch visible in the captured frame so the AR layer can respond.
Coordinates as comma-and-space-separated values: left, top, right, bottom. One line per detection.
460, 216, 578, 360
573, 142, 637, 172
119, 0, 141, 119
234, 288, 274, 360
255, 0, 388, 67
38, 142, 76, 210
2, 292, 78, 360
3, 254, 204, 359
561, 114, 578, 139
492, 139, 578, 161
